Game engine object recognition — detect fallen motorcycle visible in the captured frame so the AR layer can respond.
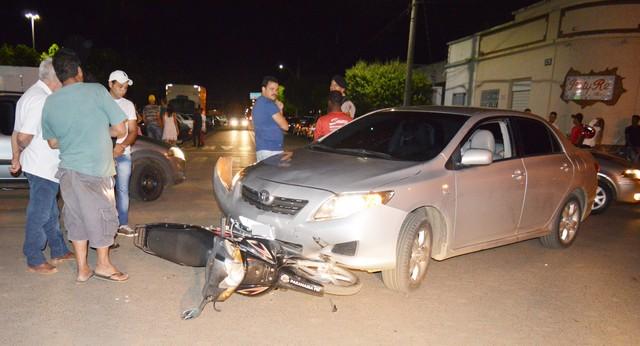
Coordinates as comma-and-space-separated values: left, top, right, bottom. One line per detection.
134, 218, 362, 320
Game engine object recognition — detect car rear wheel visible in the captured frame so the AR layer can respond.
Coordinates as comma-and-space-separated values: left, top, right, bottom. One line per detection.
591, 179, 613, 215
382, 212, 432, 292
540, 196, 581, 248
130, 159, 165, 201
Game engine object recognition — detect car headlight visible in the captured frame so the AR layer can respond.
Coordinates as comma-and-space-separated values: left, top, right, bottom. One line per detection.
230, 118, 239, 127
313, 191, 395, 221
241, 119, 249, 127
167, 146, 185, 161
623, 169, 640, 180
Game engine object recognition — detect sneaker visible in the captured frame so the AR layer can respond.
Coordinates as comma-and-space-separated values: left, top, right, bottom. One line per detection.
117, 225, 138, 237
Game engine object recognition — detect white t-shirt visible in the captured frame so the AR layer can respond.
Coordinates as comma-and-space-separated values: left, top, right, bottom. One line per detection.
114, 97, 137, 155
14, 80, 60, 182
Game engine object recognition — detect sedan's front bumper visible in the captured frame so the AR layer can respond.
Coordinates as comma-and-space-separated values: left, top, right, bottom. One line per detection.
213, 158, 404, 271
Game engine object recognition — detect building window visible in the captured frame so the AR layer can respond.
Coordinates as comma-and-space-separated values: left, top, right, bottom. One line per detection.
452, 92, 466, 106
480, 89, 500, 108
510, 80, 531, 111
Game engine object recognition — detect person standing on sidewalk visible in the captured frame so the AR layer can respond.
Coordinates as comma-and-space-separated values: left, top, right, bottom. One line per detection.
42, 48, 128, 283
252, 76, 288, 162
108, 70, 138, 238
9, 58, 74, 274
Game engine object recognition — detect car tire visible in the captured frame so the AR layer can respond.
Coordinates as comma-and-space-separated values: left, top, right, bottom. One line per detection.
540, 196, 581, 248
130, 159, 165, 202
382, 212, 432, 292
591, 179, 613, 215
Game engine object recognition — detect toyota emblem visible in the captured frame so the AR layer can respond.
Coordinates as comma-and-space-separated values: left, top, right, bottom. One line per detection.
259, 190, 274, 204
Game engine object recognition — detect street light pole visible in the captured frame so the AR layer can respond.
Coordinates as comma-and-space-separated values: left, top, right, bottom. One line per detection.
25, 13, 40, 50
403, 0, 418, 106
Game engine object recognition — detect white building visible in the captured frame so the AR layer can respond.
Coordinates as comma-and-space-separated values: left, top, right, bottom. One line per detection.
444, 0, 640, 144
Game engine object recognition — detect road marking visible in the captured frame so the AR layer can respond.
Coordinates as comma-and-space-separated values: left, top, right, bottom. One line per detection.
221, 145, 233, 150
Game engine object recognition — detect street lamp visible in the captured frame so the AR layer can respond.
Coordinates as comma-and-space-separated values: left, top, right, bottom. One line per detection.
25, 12, 40, 50
278, 64, 284, 70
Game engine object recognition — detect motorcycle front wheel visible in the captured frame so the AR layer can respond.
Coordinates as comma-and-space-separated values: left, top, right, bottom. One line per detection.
294, 260, 362, 296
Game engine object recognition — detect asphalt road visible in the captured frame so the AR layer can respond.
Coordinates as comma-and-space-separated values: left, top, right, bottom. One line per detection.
1, 129, 638, 345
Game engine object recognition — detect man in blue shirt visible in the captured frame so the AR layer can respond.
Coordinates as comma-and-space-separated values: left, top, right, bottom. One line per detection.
252, 76, 288, 161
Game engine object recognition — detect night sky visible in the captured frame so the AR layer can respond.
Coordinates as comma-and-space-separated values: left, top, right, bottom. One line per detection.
3, 0, 536, 111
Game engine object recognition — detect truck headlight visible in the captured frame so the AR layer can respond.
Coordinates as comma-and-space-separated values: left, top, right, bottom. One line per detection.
167, 147, 185, 161
313, 191, 394, 221
623, 169, 640, 180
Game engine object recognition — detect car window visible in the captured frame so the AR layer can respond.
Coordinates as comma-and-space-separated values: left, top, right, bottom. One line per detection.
511, 117, 562, 157
316, 111, 467, 161
0, 99, 16, 136
474, 121, 513, 160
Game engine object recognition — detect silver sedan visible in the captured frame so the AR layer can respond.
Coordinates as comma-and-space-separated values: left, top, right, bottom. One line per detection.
213, 106, 597, 292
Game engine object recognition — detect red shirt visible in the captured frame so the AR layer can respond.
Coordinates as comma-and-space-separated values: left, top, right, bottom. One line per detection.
570, 124, 583, 145
314, 111, 352, 140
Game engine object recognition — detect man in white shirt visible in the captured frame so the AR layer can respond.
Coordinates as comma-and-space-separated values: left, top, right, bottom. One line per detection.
10, 58, 74, 274
108, 70, 138, 238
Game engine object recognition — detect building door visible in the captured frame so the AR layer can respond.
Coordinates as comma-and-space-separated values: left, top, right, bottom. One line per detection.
510, 80, 531, 111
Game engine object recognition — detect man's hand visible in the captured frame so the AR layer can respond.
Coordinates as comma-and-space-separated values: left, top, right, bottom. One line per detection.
113, 143, 125, 158
9, 157, 21, 175
275, 100, 284, 111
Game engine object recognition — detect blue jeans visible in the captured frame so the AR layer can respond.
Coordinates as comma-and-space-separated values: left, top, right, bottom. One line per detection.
23, 173, 70, 266
115, 154, 132, 226
146, 124, 162, 140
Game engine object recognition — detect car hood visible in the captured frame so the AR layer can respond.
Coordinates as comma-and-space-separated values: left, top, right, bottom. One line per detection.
591, 150, 634, 168
244, 148, 421, 193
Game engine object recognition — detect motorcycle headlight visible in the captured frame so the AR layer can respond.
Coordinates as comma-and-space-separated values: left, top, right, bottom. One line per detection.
623, 169, 640, 180
231, 168, 246, 190
313, 191, 394, 221
167, 146, 185, 161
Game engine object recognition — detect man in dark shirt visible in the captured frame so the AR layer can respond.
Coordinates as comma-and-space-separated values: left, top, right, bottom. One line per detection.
625, 114, 640, 163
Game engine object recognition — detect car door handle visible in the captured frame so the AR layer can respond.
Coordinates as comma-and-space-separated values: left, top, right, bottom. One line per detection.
511, 170, 524, 180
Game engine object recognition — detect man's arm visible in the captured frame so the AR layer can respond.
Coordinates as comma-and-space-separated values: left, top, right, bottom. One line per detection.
109, 120, 126, 138
114, 119, 138, 157
272, 112, 289, 132
9, 131, 26, 174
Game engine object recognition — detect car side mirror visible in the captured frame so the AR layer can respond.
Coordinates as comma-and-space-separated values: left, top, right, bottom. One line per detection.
461, 149, 494, 166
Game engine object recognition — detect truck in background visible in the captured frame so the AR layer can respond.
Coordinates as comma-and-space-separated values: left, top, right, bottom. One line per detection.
165, 83, 206, 116
0, 66, 39, 92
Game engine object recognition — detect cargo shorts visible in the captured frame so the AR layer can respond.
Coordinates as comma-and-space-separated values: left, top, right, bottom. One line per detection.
56, 168, 119, 248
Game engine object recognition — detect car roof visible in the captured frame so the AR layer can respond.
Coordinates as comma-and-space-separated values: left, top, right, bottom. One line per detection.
375, 105, 534, 119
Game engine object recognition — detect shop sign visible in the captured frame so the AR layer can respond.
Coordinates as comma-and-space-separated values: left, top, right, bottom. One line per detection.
561, 68, 625, 108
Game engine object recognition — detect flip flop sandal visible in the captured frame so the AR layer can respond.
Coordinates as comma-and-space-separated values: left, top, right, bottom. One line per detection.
94, 271, 128, 283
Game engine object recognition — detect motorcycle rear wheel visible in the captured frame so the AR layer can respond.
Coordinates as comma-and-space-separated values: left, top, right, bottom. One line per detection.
295, 260, 362, 296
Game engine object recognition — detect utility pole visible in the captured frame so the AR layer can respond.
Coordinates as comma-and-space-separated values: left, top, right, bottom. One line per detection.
403, 0, 418, 106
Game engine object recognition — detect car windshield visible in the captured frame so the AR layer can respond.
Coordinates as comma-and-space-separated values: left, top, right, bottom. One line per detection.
312, 110, 467, 161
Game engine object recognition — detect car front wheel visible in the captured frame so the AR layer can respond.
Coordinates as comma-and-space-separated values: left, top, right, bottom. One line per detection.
382, 212, 432, 292
130, 159, 165, 201
540, 196, 581, 248
591, 179, 613, 215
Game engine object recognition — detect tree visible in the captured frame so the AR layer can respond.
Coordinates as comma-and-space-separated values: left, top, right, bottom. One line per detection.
345, 60, 432, 115
0, 44, 40, 66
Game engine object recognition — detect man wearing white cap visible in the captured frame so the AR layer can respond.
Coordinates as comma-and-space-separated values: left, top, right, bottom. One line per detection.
108, 70, 138, 238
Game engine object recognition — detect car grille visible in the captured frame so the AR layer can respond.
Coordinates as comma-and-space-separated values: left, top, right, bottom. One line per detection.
242, 185, 308, 216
